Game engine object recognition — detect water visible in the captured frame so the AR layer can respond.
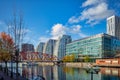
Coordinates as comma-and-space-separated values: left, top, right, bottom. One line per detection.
1, 63, 120, 80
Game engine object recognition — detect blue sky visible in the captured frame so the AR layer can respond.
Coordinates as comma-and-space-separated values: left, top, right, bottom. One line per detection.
0, 0, 120, 47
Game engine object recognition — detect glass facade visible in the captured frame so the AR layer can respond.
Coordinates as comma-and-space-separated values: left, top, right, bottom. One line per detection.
66, 33, 120, 59
54, 35, 72, 60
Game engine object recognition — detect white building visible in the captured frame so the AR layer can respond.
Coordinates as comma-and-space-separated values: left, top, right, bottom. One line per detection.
107, 15, 120, 39
43, 39, 56, 56
36, 42, 45, 53
53, 35, 72, 60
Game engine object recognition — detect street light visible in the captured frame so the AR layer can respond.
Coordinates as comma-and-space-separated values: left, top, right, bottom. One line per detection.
15, 48, 19, 78
10, 54, 13, 78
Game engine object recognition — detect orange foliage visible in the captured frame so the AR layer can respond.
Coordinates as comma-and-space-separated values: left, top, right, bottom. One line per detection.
0, 32, 14, 62
0, 32, 14, 48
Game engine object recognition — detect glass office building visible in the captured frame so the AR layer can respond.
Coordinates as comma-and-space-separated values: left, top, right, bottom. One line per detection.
66, 33, 120, 59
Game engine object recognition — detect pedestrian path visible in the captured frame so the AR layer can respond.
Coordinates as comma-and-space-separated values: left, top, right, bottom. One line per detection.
0, 71, 12, 80
0, 71, 27, 80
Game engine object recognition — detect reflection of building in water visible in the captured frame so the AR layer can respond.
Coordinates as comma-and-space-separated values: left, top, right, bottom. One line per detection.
53, 65, 66, 80
65, 67, 101, 80
22, 65, 39, 79
42, 66, 53, 80
38, 66, 43, 76
58, 66, 66, 80
41, 65, 66, 80
22, 66, 29, 78
100, 68, 120, 80
53, 65, 58, 80
101, 68, 120, 77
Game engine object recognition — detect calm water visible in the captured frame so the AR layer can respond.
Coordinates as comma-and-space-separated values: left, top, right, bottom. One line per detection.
1, 63, 120, 80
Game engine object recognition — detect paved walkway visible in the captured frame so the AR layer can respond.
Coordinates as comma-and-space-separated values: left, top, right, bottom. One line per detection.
0, 71, 13, 80
0, 71, 27, 80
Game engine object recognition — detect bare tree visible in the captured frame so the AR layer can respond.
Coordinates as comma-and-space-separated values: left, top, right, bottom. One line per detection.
7, 11, 26, 78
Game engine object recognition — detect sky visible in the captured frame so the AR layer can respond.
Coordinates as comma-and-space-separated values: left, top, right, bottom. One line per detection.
0, 0, 120, 48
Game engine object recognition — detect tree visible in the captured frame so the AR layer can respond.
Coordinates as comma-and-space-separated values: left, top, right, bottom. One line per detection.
7, 11, 26, 78
84, 56, 90, 62
69, 54, 75, 62
62, 54, 75, 62
0, 32, 14, 74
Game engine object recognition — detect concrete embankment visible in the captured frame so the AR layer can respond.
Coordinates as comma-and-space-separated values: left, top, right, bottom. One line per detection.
37, 62, 96, 68
93, 64, 120, 68
38, 62, 54, 66
65, 62, 95, 68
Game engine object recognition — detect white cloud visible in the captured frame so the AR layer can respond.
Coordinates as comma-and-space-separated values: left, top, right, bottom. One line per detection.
68, 0, 114, 26
51, 23, 67, 39
82, 0, 101, 7
50, 23, 87, 39
70, 25, 81, 34
68, 16, 79, 23
39, 37, 50, 42
79, 33, 87, 37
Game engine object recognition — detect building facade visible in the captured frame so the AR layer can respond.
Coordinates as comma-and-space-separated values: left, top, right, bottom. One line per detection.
107, 15, 120, 40
54, 35, 72, 60
66, 33, 120, 59
36, 42, 45, 53
43, 39, 56, 56
21, 43, 34, 52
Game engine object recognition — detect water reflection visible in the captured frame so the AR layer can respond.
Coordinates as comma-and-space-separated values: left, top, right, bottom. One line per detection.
21, 64, 120, 80
100, 68, 120, 80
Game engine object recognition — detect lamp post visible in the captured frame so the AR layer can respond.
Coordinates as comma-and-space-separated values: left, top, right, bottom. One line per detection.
10, 54, 13, 78
15, 48, 19, 78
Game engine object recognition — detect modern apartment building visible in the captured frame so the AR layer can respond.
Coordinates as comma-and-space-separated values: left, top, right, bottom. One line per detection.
54, 35, 72, 60
21, 43, 34, 52
107, 15, 120, 40
43, 39, 56, 56
66, 33, 120, 59
36, 42, 45, 53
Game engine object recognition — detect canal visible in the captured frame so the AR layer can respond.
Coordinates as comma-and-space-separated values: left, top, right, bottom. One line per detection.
1, 63, 120, 80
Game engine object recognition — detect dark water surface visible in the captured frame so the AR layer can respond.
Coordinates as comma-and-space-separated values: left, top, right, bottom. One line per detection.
21, 65, 120, 80
2, 63, 120, 80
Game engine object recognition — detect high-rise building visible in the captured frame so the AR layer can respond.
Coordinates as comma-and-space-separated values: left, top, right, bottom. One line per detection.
107, 15, 120, 39
43, 39, 56, 56
66, 33, 120, 59
21, 43, 34, 52
36, 42, 45, 53
54, 35, 72, 60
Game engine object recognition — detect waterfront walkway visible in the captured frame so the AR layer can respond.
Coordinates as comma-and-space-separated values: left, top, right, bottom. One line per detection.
0, 71, 27, 80
0, 71, 12, 80
93, 64, 120, 68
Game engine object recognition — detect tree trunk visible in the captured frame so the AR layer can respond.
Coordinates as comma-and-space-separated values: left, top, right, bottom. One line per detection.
5, 61, 8, 75
10, 57, 13, 78
16, 57, 19, 79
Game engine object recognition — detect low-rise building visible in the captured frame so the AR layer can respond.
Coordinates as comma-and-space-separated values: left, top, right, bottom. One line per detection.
66, 33, 120, 60
21, 43, 34, 52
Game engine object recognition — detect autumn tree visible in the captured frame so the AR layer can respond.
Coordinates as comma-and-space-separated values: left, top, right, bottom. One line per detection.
0, 32, 14, 74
